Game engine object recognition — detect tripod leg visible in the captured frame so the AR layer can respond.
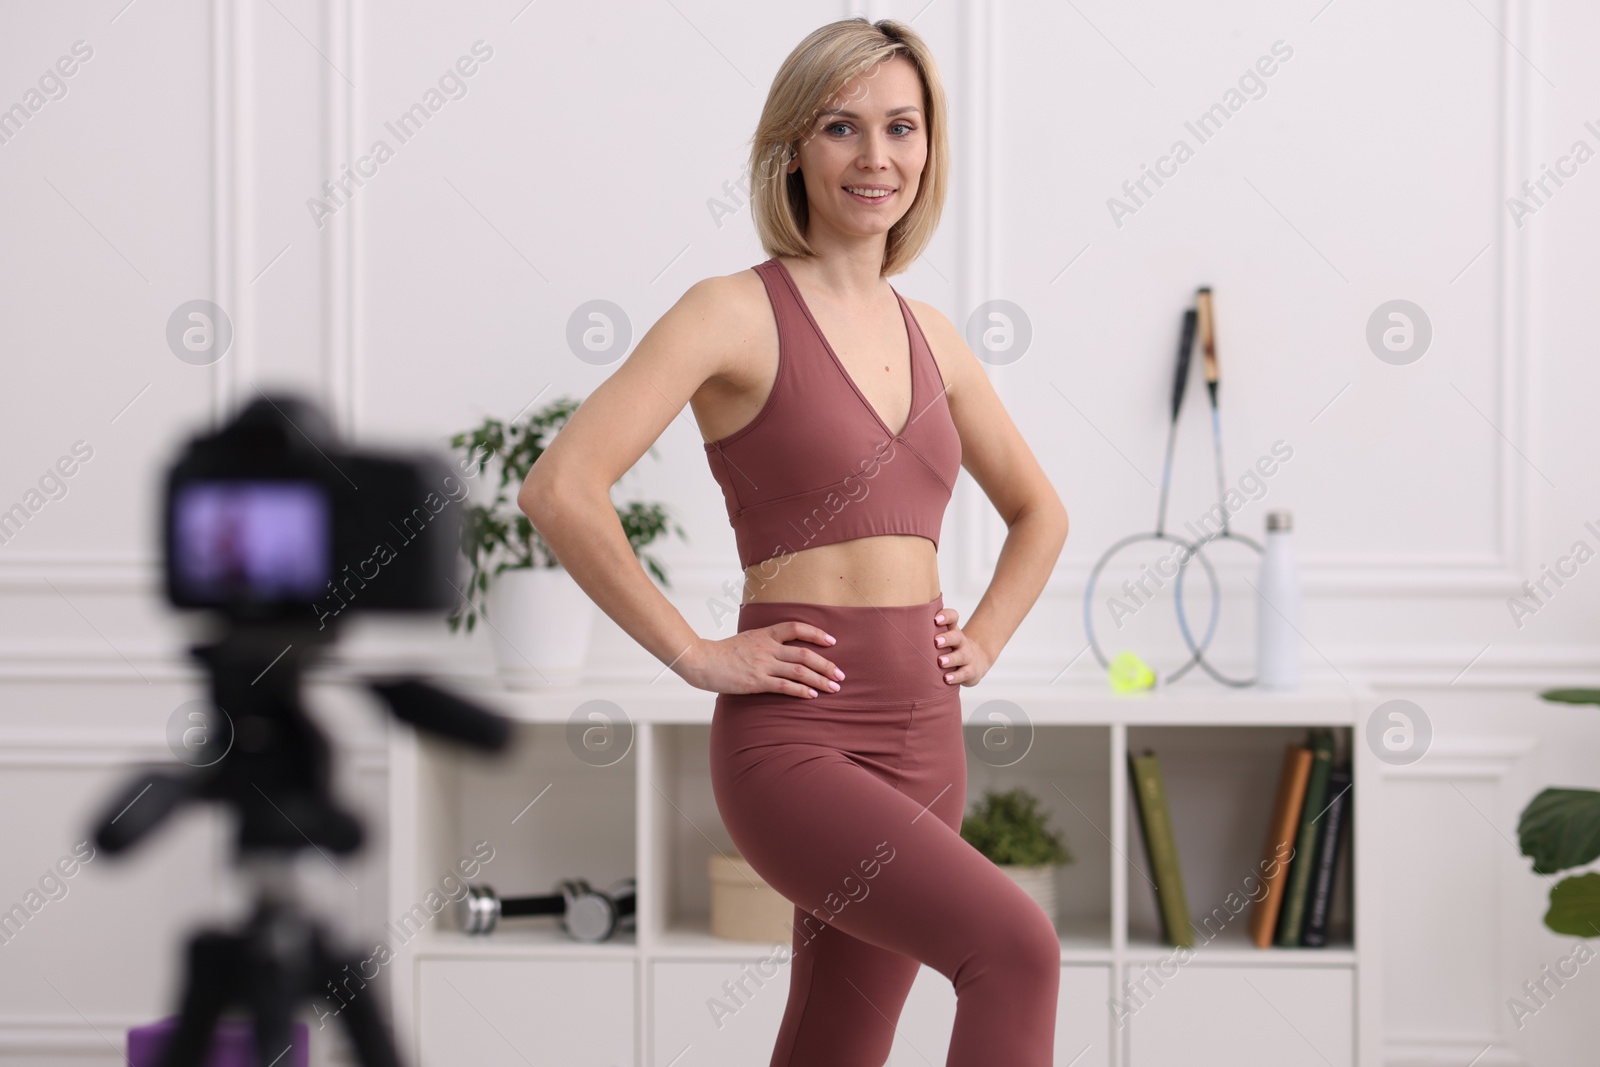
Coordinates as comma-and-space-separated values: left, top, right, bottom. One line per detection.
337, 993, 403, 1067
322, 949, 402, 1067
157, 931, 239, 1067
249, 959, 298, 1067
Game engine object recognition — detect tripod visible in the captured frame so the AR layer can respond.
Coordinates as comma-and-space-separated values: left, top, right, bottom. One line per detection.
94, 624, 510, 1067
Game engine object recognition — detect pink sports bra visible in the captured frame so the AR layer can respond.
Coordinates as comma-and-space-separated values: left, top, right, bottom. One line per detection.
702, 257, 962, 571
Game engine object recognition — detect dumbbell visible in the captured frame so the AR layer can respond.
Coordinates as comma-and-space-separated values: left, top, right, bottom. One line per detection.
457, 877, 636, 942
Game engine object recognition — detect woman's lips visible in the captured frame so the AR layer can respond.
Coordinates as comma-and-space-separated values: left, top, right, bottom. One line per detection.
844, 187, 895, 205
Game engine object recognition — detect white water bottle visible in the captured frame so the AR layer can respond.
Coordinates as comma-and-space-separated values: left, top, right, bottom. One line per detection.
1256, 509, 1301, 689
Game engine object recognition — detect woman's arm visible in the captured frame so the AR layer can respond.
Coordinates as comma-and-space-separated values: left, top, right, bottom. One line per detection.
517, 277, 731, 674
517, 275, 844, 696
913, 299, 1069, 682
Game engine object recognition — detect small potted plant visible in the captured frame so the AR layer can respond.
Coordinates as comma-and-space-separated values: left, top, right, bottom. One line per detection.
960, 786, 1074, 928
447, 397, 685, 687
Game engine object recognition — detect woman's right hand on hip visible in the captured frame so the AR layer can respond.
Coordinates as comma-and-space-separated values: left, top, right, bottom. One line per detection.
677, 624, 845, 697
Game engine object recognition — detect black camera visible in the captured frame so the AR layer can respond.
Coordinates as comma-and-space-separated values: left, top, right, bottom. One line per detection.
163, 394, 462, 628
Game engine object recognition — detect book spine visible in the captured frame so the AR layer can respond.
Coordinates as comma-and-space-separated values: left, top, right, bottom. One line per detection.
1127, 752, 1169, 945
1277, 730, 1336, 946
1250, 744, 1311, 948
1301, 766, 1352, 947
1130, 751, 1193, 948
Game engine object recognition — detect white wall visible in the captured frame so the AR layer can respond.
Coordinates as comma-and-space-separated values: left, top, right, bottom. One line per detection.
1, 0, 1596, 1063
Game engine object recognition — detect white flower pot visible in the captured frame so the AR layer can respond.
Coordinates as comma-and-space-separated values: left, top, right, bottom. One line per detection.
485, 566, 595, 688
997, 863, 1060, 929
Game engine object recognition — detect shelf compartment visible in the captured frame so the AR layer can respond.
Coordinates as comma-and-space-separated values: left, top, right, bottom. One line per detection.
648, 722, 1114, 953
1122, 724, 1355, 955
407, 721, 637, 941
645, 723, 727, 949
961, 722, 1114, 951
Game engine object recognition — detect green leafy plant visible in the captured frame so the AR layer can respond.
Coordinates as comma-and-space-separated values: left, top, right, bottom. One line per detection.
960, 787, 1074, 867
1518, 688, 1600, 937
445, 397, 686, 633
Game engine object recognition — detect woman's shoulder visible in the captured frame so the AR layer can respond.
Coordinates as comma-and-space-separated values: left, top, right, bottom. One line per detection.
684, 260, 769, 304
674, 262, 776, 335
654, 263, 778, 383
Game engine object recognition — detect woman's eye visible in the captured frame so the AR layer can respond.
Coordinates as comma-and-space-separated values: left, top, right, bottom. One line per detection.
824, 121, 915, 137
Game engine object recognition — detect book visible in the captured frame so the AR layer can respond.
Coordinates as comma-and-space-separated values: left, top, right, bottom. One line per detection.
1128, 749, 1193, 947
1276, 729, 1337, 946
1301, 764, 1353, 947
1249, 742, 1314, 948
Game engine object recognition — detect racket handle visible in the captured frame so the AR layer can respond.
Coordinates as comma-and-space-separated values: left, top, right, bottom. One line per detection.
1171, 308, 1197, 421
1195, 287, 1218, 403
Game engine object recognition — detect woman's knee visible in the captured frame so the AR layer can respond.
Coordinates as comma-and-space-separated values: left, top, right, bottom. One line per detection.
987, 899, 1063, 982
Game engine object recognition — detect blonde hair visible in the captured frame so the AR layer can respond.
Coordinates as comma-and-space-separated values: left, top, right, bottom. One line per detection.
748, 17, 949, 278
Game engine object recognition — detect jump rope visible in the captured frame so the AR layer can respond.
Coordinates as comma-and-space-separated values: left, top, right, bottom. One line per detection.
1081, 288, 1263, 690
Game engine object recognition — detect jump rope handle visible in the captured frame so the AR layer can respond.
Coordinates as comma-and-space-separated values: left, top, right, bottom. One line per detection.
1195, 287, 1218, 406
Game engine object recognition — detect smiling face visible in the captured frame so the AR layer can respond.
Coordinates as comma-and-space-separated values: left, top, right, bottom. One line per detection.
786, 53, 928, 243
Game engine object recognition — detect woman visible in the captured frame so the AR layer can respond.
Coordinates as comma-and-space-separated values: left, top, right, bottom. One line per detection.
520, 17, 1069, 1066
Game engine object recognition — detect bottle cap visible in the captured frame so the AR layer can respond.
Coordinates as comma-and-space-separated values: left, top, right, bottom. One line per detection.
1266, 509, 1293, 532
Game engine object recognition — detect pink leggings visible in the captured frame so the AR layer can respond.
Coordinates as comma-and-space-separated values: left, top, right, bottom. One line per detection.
709, 592, 1061, 1066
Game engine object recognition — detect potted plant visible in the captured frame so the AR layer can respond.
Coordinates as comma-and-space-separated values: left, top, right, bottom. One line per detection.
447, 397, 685, 687
1518, 688, 1600, 937
960, 786, 1075, 928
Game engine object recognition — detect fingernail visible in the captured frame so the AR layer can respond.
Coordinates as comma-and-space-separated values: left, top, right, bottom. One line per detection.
808, 688, 818, 697
834, 668, 845, 680
828, 681, 840, 691
935, 635, 944, 646
935, 614, 944, 624
825, 634, 836, 644
939, 655, 948, 666
943, 673, 954, 682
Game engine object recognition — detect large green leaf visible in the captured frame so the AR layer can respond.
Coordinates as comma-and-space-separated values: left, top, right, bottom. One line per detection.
1519, 788, 1600, 874
1544, 872, 1600, 937
1541, 689, 1600, 706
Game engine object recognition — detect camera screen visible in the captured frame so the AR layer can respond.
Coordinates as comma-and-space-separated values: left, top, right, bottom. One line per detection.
172, 481, 330, 603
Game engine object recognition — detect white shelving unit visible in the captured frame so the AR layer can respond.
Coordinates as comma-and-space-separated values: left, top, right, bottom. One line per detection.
386, 677, 1380, 1066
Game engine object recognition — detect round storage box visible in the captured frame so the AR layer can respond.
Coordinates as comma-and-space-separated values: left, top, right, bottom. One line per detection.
709, 853, 795, 943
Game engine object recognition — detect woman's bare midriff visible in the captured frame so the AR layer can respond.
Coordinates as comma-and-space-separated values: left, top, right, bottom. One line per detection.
740, 535, 941, 607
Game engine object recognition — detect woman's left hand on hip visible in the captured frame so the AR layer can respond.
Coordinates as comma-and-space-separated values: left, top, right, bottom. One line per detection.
933, 607, 991, 686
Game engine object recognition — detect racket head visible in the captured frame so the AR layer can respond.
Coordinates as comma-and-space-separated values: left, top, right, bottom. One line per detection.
1173, 529, 1265, 687
1082, 530, 1220, 686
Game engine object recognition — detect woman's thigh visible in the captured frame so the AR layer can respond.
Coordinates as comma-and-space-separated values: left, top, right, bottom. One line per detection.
710, 706, 1055, 988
